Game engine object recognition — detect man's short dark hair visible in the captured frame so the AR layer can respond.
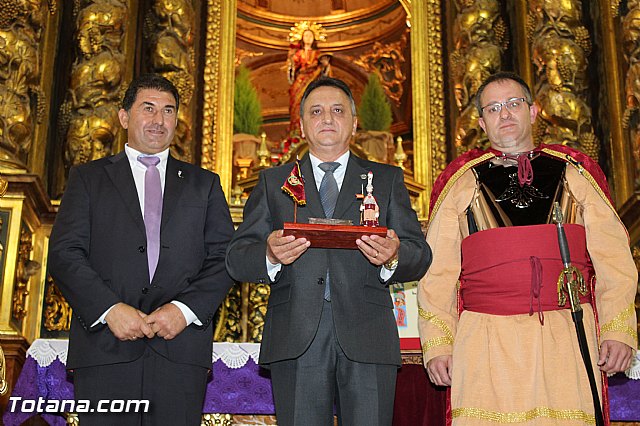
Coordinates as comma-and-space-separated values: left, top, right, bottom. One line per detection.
300, 77, 357, 117
474, 71, 533, 117
121, 74, 180, 112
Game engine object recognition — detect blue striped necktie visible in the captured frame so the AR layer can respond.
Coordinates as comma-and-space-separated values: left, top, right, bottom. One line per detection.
318, 161, 340, 301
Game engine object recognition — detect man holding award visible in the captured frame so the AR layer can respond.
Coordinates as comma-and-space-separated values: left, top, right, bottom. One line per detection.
226, 77, 431, 426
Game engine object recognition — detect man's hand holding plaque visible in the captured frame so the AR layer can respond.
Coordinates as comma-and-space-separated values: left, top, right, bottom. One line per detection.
356, 229, 400, 267
267, 229, 310, 265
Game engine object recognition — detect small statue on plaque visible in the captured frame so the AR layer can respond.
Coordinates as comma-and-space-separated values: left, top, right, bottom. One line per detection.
360, 171, 379, 227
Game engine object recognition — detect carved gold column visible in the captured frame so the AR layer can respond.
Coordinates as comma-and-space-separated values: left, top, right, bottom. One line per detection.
55, 0, 131, 196
632, 246, 640, 341
0, 345, 7, 396
0, 0, 57, 171
202, 0, 236, 198
214, 282, 243, 342
450, 0, 507, 154
621, 0, 640, 202
26, 2, 61, 180
529, 0, 600, 160
0, 197, 27, 336
596, 0, 633, 207
0, 179, 8, 400
512, 1, 535, 89
0, 175, 54, 342
145, 0, 196, 163
410, 1, 445, 217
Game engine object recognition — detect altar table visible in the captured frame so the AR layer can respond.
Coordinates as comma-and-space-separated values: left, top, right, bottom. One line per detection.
2, 340, 272, 426
2, 339, 639, 425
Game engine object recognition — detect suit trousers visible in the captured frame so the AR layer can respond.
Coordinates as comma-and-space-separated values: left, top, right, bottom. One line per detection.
269, 300, 398, 426
73, 344, 208, 426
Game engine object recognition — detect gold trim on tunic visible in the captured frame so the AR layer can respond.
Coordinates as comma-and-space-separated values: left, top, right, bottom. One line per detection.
452, 406, 595, 424
600, 303, 638, 344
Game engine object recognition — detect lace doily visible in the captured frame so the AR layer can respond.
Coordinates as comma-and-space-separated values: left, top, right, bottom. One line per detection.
26, 339, 260, 370
27, 339, 68, 367
211, 342, 260, 368
625, 351, 640, 380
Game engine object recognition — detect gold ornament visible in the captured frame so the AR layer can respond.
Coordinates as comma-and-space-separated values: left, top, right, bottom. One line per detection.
288, 21, 327, 44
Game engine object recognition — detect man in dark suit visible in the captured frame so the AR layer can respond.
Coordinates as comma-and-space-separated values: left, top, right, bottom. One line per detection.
226, 77, 431, 426
48, 74, 234, 425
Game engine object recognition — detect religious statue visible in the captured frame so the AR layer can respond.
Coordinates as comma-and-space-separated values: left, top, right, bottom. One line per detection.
64, 108, 116, 167
145, 0, 196, 162
287, 21, 331, 137
450, 0, 507, 154
0, 7, 44, 168
60, 0, 127, 180
528, 0, 599, 159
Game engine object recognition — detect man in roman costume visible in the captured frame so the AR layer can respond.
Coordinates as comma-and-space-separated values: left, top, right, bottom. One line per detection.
418, 71, 637, 425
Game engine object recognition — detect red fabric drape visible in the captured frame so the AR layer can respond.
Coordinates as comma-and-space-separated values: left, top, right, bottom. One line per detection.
393, 364, 448, 426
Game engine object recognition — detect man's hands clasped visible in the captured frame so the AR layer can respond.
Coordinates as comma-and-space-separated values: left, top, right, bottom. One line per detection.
105, 302, 187, 342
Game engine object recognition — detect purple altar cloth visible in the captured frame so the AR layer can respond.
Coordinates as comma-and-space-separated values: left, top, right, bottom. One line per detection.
3, 357, 71, 426
204, 359, 273, 414
609, 373, 640, 421
3, 356, 275, 426
3, 352, 639, 425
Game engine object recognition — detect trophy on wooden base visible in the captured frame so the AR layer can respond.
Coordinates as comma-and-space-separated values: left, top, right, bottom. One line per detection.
282, 162, 387, 248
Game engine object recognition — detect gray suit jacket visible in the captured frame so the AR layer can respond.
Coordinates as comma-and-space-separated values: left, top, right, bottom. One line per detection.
49, 152, 234, 370
226, 153, 431, 366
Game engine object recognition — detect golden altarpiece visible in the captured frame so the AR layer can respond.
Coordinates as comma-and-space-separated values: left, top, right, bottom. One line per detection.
0, 0, 639, 424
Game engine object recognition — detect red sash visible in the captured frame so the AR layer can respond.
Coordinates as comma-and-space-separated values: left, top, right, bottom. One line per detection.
460, 224, 594, 317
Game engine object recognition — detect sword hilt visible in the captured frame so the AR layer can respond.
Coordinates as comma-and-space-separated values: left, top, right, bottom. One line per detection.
553, 203, 571, 268
553, 202, 586, 311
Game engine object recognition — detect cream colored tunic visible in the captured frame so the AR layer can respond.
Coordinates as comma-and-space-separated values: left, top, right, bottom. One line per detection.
418, 163, 638, 425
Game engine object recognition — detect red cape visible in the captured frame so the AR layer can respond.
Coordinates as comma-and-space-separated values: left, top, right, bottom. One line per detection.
428, 144, 613, 220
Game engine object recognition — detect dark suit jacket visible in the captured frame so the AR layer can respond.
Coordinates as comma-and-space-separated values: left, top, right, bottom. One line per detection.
48, 152, 234, 370
226, 153, 431, 366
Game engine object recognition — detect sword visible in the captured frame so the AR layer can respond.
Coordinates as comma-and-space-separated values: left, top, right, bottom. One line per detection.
553, 202, 604, 426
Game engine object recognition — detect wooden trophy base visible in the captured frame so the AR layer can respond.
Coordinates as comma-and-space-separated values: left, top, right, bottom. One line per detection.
283, 222, 388, 249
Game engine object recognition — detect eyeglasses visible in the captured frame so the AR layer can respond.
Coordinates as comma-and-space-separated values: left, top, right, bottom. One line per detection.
481, 97, 529, 116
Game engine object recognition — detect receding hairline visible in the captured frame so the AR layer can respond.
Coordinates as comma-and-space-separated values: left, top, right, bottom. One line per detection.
479, 79, 528, 102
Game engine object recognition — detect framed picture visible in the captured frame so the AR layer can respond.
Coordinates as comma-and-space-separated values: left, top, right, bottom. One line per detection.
390, 281, 420, 350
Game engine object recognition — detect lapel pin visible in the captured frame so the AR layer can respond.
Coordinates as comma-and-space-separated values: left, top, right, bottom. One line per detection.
178, 170, 183, 178
360, 174, 367, 180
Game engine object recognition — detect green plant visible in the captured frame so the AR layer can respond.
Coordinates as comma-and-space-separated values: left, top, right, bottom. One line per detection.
233, 65, 263, 135
358, 73, 392, 132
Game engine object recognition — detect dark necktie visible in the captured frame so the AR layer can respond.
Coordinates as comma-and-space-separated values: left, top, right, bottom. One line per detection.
138, 156, 162, 280
319, 162, 340, 218
318, 162, 340, 301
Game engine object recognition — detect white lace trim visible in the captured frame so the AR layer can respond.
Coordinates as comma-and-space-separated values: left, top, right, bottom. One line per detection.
211, 342, 260, 368
625, 351, 640, 380
27, 339, 69, 367
26, 339, 260, 369
23, 339, 640, 378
